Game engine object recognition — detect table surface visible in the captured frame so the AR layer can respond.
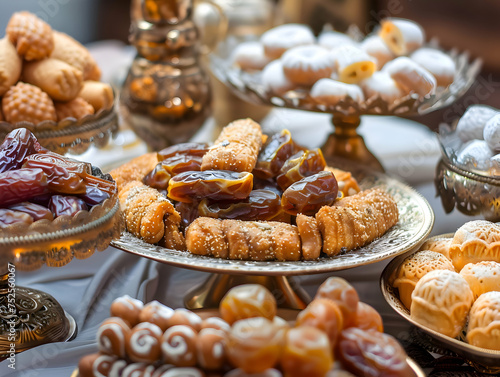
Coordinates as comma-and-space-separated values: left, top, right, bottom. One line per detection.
0, 44, 487, 377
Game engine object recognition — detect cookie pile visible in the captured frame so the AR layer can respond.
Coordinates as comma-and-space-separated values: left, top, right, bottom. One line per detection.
0, 11, 113, 125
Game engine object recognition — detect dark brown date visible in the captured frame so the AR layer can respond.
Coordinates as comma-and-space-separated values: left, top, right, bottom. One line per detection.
41, 151, 92, 174
253, 129, 296, 179
253, 176, 282, 196
338, 328, 415, 377
161, 154, 203, 176
143, 163, 172, 190
276, 149, 326, 190
0, 128, 45, 173
198, 189, 282, 221
0, 168, 49, 206
8, 202, 54, 221
49, 195, 88, 217
79, 186, 109, 206
0, 209, 34, 226
23, 154, 86, 195
281, 171, 338, 215
157, 142, 209, 161
168, 170, 253, 203
175, 201, 200, 231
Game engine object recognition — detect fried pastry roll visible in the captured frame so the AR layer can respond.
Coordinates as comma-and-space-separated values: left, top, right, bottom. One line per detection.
296, 214, 322, 260
316, 188, 398, 256
325, 166, 360, 197
185, 217, 301, 261
119, 181, 183, 246
110, 153, 158, 191
201, 118, 263, 172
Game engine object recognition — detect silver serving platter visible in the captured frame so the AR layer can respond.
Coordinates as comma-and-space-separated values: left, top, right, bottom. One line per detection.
111, 171, 434, 276
381, 234, 500, 374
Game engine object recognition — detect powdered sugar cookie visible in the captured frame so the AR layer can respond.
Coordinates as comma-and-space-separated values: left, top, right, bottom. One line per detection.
457, 140, 495, 170
379, 18, 425, 56
261, 60, 295, 95
310, 78, 364, 105
455, 105, 499, 143
411, 48, 456, 87
383, 56, 436, 97
231, 41, 270, 71
360, 71, 406, 103
318, 30, 357, 50
261, 24, 315, 60
282, 45, 335, 86
331, 45, 376, 84
483, 113, 500, 152
360, 35, 394, 69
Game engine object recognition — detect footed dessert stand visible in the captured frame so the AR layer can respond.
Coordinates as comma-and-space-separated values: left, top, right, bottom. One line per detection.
210, 36, 481, 172
112, 166, 434, 310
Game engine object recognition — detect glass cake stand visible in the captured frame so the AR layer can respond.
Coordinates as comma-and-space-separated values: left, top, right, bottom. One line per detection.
209, 35, 481, 172
0, 172, 123, 361
111, 165, 434, 310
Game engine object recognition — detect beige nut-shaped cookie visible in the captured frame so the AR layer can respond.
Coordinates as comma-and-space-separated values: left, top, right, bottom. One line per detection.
55, 97, 94, 121
79, 81, 114, 112
6, 11, 54, 61
460, 261, 500, 300
0, 38, 22, 96
51, 31, 100, 80
23, 58, 83, 101
410, 270, 473, 338
466, 291, 500, 350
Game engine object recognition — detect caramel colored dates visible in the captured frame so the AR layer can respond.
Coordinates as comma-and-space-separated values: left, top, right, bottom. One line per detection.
175, 201, 200, 231
227, 317, 283, 373
352, 302, 384, 333
295, 298, 344, 346
254, 129, 296, 179
0, 208, 33, 226
8, 201, 53, 221
281, 171, 338, 216
338, 328, 414, 377
276, 149, 326, 190
220, 284, 277, 325
0, 168, 49, 206
161, 154, 203, 176
281, 326, 333, 377
168, 170, 253, 203
23, 153, 86, 195
198, 189, 282, 221
253, 176, 282, 196
0, 128, 45, 173
80, 186, 109, 206
143, 163, 172, 190
315, 277, 359, 328
157, 142, 209, 161
49, 195, 88, 217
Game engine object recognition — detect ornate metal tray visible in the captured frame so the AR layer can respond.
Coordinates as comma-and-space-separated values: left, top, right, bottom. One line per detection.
112, 171, 434, 275
381, 234, 500, 374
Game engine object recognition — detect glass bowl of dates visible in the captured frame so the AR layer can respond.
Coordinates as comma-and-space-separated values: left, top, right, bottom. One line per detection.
0, 128, 123, 271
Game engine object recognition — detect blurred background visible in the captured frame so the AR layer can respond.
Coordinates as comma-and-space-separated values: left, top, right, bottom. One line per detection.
1, 0, 499, 129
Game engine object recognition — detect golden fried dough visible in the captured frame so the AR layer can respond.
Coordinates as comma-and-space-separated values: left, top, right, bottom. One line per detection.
296, 214, 322, 260
110, 153, 158, 191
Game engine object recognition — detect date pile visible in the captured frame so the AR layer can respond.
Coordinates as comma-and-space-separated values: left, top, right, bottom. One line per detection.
79, 278, 416, 377
0, 128, 116, 228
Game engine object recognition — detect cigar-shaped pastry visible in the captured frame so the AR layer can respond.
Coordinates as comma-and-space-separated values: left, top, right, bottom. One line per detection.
0, 38, 22, 96
79, 80, 114, 112
296, 214, 322, 260
110, 153, 158, 191
379, 18, 424, 56
332, 45, 376, 84
316, 188, 398, 256
201, 118, 263, 172
23, 58, 83, 101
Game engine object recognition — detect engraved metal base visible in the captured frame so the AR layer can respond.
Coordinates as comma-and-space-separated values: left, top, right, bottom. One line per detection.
322, 114, 385, 172
0, 271, 77, 360
184, 274, 310, 310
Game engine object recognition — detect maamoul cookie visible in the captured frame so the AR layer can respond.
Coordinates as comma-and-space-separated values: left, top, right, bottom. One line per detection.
260, 24, 315, 60
379, 18, 425, 56
310, 78, 364, 105
2, 81, 57, 124
455, 105, 499, 143
55, 97, 94, 121
449, 220, 500, 271
418, 237, 452, 259
466, 291, 500, 350
392, 250, 455, 310
281, 45, 335, 86
360, 35, 394, 69
383, 56, 437, 97
231, 41, 270, 71
484, 113, 500, 152
6, 11, 54, 61
360, 71, 406, 104
261, 60, 295, 95
331, 45, 376, 84
410, 48, 456, 87
410, 270, 473, 338
23, 58, 83, 101
0, 38, 22, 96
318, 30, 357, 50
78, 80, 114, 112
460, 261, 500, 300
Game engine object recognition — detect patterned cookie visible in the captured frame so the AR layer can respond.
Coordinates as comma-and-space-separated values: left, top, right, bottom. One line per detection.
55, 97, 94, 121
0, 38, 22, 96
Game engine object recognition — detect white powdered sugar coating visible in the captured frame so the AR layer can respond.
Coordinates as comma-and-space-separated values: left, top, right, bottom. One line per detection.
360, 71, 405, 103
360, 35, 394, 69
281, 45, 335, 72
457, 140, 495, 169
331, 45, 373, 72
383, 56, 436, 96
318, 30, 358, 50
381, 18, 425, 55
261, 24, 315, 50
484, 114, 500, 152
310, 78, 364, 104
456, 105, 500, 143
97, 322, 126, 357
261, 60, 295, 95
231, 41, 270, 71
410, 47, 456, 86
144, 301, 174, 321
113, 295, 144, 311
